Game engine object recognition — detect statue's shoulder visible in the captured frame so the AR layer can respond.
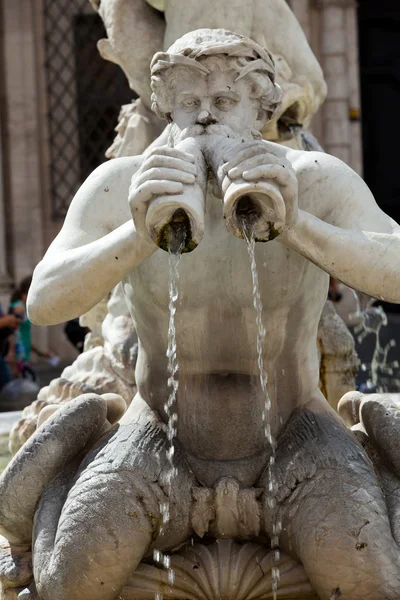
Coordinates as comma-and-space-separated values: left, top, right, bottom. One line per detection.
287, 148, 355, 188
66, 155, 145, 232
288, 147, 353, 174
80, 155, 144, 208
89, 155, 144, 183
287, 148, 368, 219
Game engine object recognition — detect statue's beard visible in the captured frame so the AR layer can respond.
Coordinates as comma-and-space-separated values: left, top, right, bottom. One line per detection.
169, 122, 261, 144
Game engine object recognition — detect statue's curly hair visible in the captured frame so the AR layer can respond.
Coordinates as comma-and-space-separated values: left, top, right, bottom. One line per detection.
151, 55, 282, 123
150, 29, 282, 124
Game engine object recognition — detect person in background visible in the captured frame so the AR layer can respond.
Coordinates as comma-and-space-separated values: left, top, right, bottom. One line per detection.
0, 304, 19, 389
8, 276, 52, 380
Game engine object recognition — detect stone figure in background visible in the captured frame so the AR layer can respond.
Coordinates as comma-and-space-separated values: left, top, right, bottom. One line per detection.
1, 28, 400, 600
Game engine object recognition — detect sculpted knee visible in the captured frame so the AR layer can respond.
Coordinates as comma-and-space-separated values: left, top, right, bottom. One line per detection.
37, 566, 121, 600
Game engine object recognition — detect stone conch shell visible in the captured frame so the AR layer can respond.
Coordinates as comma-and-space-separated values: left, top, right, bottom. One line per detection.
123, 539, 317, 599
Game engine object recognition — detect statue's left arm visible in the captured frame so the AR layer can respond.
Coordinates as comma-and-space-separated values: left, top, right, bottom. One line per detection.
280, 152, 400, 303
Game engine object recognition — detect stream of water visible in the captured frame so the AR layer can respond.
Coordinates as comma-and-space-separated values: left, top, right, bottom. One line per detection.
242, 223, 281, 599
154, 247, 183, 594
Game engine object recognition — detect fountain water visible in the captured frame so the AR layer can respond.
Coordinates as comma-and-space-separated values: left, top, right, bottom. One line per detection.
155, 243, 184, 593
242, 221, 281, 599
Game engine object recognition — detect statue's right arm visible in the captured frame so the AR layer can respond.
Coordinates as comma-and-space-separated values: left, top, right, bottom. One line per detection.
27, 156, 154, 326
28, 147, 197, 326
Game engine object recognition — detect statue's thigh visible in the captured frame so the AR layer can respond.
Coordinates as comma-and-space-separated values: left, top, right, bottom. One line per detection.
34, 418, 195, 600
60, 417, 195, 548
264, 409, 400, 600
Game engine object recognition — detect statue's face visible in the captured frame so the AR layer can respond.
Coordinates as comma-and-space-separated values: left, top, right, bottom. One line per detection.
171, 68, 260, 135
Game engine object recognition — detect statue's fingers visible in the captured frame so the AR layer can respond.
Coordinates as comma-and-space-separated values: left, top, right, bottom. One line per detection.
137, 168, 195, 186
223, 140, 285, 164
360, 395, 400, 478
132, 180, 183, 235
223, 140, 266, 160
222, 145, 270, 173
145, 155, 197, 174
242, 164, 292, 184
148, 145, 196, 163
227, 154, 283, 179
134, 180, 184, 203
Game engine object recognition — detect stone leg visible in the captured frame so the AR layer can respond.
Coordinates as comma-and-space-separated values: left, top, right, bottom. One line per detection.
0, 394, 109, 547
260, 408, 400, 600
33, 403, 196, 600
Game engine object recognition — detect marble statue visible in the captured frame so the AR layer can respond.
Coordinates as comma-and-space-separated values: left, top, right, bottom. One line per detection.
2, 27, 400, 600
5, 0, 355, 458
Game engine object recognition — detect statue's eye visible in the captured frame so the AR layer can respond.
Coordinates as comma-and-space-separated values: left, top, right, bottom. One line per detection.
182, 97, 200, 111
214, 97, 236, 111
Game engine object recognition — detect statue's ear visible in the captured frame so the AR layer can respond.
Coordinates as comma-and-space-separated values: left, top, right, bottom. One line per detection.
97, 39, 119, 65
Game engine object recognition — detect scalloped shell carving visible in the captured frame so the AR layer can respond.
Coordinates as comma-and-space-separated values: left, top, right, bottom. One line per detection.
123, 540, 317, 599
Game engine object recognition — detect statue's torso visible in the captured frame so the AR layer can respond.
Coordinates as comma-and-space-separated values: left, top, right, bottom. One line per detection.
122, 153, 332, 467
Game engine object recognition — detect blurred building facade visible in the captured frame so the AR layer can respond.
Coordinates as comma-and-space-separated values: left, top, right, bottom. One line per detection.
0, 0, 398, 355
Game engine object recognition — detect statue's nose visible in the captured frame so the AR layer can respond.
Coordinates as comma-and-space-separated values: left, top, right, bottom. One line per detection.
196, 110, 217, 125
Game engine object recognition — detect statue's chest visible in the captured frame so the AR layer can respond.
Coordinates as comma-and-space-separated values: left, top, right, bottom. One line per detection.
130, 210, 312, 312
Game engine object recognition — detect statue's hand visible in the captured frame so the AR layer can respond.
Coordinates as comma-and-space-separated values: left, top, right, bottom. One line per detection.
221, 141, 299, 228
128, 146, 197, 242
